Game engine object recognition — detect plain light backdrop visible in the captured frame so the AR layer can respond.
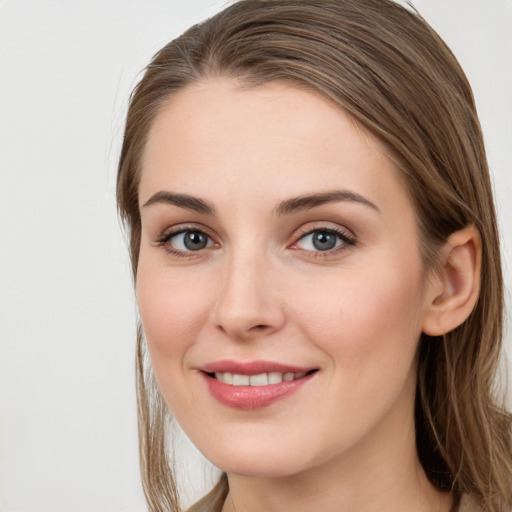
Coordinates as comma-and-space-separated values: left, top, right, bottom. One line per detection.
0, 1, 510, 511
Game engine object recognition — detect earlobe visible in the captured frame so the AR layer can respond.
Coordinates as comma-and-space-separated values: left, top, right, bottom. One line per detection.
422, 225, 481, 336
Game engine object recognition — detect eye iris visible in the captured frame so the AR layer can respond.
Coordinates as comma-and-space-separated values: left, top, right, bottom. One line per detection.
312, 231, 337, 251
184, 231, 208, 250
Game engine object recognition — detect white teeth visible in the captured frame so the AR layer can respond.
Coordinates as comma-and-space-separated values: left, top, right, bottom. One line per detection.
249, 373, 269, 386
214, 371, 309, 386
268, 372, 283, 384
233, 374, 250, 386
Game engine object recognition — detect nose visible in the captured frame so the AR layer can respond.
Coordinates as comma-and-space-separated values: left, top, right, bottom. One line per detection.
210, 251, 286, 341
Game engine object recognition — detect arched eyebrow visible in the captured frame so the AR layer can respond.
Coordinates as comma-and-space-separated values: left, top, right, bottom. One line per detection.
141, 189, 379, 216
274, 190, 379, 215
142, 191, 216, 214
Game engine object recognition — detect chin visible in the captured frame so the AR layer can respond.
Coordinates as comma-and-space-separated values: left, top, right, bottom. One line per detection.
214, 454, 309, 479
195, 431, 320, 479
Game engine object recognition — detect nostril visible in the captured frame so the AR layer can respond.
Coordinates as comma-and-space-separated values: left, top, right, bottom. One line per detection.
250, 324, 272, 333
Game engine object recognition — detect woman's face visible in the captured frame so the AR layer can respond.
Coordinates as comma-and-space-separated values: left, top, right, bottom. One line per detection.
137, 79, 434, 477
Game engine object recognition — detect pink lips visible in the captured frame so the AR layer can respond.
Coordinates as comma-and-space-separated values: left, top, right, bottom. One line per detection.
199, 360, 317, 410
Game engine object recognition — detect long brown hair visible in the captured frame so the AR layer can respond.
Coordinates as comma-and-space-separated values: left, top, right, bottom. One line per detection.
116, 1, 512, 510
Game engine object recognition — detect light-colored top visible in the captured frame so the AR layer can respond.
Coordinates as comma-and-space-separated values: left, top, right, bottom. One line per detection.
458, 494, 483, 512
186, 481, 482, 512
186, 477, 228, 512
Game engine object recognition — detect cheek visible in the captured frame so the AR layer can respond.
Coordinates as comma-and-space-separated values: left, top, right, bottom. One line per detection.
136, 264, 209, 370
294, 260, 426, 384
295, 265, 426, 455
135, 264, 215, 419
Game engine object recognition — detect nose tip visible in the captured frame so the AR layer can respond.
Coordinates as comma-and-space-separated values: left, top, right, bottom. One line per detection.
215, 320, 277, 340
210, 260, 285, 341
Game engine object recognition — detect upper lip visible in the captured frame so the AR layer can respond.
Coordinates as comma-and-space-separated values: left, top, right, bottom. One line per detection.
199, 359, 317, 376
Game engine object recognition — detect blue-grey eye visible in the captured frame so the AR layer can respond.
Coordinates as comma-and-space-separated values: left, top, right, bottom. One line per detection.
312, 231, 337, 251
169, 230, 213, 251
295, 229, 352, 252
184, 231, 208, 250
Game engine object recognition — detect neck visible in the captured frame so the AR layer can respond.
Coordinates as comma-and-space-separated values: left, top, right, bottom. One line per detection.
223, 447, 451, 512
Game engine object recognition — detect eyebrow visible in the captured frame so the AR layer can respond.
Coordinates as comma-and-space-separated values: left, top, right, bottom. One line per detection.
274, 189, 379, 215
142, 191, 216, 214
141, 188, 379, 216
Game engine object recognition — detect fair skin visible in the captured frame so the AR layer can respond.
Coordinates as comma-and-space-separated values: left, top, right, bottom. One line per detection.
136, 78, 479, 512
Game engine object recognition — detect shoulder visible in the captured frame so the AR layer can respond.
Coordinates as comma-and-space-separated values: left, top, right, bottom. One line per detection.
458, 494, 484, 512
186, 475, 228, 512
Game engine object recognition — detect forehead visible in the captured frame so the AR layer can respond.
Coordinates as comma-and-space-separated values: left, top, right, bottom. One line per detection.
139, 78, 410, 216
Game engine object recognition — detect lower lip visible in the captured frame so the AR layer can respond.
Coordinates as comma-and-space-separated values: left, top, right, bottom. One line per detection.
202, 372, 315, 410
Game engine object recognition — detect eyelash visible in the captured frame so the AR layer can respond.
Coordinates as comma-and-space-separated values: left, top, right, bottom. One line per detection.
155, 225, 218, 258
289, 226, 355, 257
155, 225, 355, 259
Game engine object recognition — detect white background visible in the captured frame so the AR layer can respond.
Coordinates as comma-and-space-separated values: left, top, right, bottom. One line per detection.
0, 1, 510, 511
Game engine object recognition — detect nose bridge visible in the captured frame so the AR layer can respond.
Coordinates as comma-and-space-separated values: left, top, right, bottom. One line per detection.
211, 241, 284, 339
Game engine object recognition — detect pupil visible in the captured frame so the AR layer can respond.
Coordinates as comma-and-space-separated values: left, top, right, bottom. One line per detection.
313, 231, 336, 251
184, 231, 207, 250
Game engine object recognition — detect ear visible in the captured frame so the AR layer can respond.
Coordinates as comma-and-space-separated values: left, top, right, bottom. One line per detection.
422, 225, 481, 336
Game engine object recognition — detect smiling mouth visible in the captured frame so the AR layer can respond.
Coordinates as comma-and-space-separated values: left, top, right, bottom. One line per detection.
204, 369, 318, 386
201, 367, 318, 409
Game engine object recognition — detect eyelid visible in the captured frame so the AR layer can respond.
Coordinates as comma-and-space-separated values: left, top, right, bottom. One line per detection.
153, 221, 355, 258
155, 223, 219, 256
288, 223, 356, 254
156, 222, 214, 241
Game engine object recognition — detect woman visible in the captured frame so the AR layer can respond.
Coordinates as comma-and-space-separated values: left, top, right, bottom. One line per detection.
116, 0, 512, 511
